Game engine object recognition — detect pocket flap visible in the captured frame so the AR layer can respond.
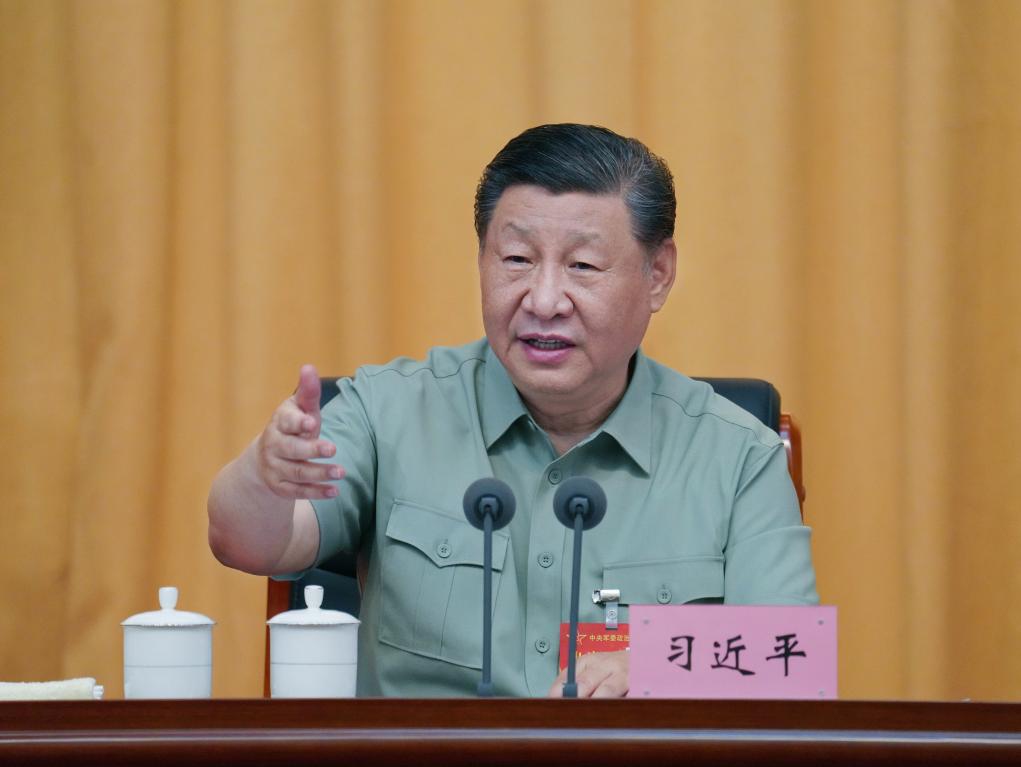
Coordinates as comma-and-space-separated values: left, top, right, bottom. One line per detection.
603, 556, 724, 605
385, 500, 509, 570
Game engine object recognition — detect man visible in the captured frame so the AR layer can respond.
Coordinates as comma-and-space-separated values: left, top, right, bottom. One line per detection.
208, 124, 818, 698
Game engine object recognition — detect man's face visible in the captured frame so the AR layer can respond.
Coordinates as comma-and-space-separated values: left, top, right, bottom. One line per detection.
479, 185, 676, 413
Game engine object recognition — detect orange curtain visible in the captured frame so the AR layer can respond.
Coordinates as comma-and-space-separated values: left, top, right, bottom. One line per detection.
1, 0, 1018, 700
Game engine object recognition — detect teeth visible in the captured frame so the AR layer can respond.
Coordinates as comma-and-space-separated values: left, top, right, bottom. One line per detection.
527, 339, 568, 350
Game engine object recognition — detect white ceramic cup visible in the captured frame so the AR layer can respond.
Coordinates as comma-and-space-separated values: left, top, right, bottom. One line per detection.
122, 587, 214, 699
268, 585, 359, 698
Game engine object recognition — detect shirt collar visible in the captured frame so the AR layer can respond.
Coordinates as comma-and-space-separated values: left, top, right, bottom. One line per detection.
481, 342, 653, 474
481, 344, 531, 448
597, 349, 653, 475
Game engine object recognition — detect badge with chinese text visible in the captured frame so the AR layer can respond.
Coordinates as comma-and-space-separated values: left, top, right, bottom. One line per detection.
558, 622, 630, 671
628, 605, 837, 699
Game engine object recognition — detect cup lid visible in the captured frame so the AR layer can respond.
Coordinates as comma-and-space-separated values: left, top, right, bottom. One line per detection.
121, 586, 215, 627
267, 585, 360, 626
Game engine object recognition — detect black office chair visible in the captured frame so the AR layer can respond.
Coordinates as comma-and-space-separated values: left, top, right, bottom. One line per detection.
263, 375, 804, 695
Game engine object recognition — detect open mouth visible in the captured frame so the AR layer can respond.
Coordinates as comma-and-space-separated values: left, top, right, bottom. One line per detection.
523, 338, 572, 351
518, 335, 575, 363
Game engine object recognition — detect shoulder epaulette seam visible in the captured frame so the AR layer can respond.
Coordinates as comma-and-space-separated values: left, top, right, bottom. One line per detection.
650, 390, 779, 450
360, 355, 487, 382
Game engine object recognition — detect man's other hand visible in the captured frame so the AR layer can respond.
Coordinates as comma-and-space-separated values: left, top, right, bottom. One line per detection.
547, 650, 629, 698
255, 364, 343, 500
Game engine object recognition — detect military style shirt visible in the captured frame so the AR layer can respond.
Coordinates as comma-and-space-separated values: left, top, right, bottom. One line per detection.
309, 339, 818, 697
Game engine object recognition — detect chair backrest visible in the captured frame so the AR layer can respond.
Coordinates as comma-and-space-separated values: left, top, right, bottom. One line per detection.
263, 375, 804, 694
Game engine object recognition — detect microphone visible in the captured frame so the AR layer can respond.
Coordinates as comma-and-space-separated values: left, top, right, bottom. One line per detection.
463, 477, 516, 697
552, 476, 607, 698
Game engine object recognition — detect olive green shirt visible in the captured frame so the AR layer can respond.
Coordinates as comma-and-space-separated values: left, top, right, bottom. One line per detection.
310, 339, 817, 697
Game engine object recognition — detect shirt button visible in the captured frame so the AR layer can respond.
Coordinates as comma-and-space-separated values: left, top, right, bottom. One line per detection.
436, 542, 452, 559
657, 587, 672, 604
535, 638, 550, 654
548, 469, 562, 484
538, 552, 555, 568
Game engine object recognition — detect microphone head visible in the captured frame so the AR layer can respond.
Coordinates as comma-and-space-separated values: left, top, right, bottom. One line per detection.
462, 477, 516, 531
553, 476, 607, 531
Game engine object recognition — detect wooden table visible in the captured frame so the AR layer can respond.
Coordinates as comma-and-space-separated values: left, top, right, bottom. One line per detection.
1, 698, 1019, 765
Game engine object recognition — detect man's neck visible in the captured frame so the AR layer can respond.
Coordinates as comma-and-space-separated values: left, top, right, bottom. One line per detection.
523, 381, 626, 456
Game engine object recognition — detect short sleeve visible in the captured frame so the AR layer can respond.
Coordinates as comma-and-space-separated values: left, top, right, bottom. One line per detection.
308, 373, 378, 568
723, 443, 819, 605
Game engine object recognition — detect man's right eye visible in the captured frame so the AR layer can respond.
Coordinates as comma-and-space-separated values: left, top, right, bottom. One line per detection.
504, 255, 529, 265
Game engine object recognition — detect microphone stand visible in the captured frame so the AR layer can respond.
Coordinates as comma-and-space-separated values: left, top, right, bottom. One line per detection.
481, 508, 495, 696
563, 508, 586, 698
553, 477, 607, 699
463, 478, 516, 697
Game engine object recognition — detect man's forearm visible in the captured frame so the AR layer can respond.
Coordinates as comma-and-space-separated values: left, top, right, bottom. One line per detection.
207, 440, 309, 575
208, 367, 338, 575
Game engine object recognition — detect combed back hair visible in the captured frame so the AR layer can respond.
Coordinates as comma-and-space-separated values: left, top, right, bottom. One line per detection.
474, 123, 676, 255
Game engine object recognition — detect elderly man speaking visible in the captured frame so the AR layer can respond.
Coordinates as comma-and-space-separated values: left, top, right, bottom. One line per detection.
208, 124, 818, 698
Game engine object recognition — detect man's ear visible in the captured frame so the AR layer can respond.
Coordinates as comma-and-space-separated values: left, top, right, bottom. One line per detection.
648, 238, 677, 313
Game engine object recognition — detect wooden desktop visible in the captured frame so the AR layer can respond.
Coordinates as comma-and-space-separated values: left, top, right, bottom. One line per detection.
1, 697, 1018, 765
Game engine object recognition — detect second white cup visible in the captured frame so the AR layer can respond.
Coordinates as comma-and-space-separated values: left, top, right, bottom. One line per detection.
268, 584, 359, 698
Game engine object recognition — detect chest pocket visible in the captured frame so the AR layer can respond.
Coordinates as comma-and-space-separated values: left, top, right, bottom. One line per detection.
603, 556, 724, 621
378, 500, 508, 669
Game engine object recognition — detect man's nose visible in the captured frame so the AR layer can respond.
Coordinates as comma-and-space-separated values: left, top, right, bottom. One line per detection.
522, 266, 573, 319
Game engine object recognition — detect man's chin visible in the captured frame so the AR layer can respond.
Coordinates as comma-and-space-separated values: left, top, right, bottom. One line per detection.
508, 370, 583, 402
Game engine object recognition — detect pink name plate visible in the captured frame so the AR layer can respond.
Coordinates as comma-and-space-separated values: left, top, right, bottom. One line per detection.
629, 604, 837, 699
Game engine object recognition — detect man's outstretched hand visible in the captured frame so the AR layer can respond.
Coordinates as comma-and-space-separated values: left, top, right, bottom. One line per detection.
254, 364, 343, 500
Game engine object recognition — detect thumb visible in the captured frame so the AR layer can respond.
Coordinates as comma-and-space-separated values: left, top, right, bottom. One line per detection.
294, 364, 322, 417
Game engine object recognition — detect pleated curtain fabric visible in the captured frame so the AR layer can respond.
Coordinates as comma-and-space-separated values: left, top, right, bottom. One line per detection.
0, 0, 1018, 700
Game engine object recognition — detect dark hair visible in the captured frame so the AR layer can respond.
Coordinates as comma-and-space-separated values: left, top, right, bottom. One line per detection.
474, 124, 676, 254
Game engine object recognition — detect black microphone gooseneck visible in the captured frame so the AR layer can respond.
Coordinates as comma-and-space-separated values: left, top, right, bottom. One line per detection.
552, 477, 607, 698
463, 478, 516, 697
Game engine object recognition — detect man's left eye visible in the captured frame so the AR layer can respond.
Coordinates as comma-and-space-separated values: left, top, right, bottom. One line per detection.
571, 261, 597, 271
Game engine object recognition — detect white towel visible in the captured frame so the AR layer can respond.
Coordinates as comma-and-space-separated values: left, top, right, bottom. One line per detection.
0, 678, 103, 700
